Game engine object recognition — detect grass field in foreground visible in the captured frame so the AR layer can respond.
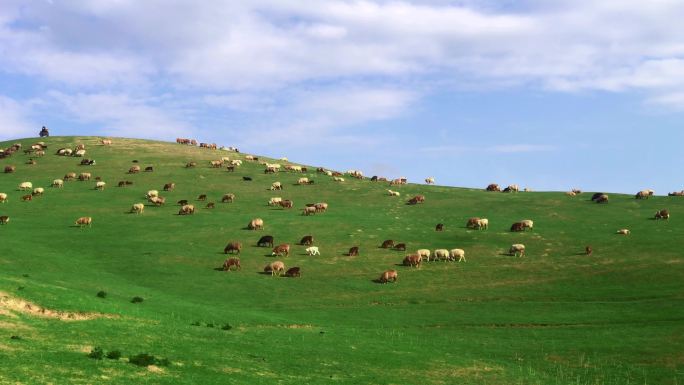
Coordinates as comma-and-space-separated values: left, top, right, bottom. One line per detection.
0, 136, 683, 384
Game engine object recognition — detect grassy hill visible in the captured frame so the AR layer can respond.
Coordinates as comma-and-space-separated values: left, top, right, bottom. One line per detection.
0, 136, 682, 385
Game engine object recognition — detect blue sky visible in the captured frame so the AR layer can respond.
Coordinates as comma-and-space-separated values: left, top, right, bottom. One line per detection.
1, 1, 683, 193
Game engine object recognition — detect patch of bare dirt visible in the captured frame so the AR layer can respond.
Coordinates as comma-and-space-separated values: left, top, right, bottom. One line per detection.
0, 291, 118, 321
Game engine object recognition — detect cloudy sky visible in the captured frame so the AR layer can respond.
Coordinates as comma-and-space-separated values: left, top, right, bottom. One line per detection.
1, 1, 683, 193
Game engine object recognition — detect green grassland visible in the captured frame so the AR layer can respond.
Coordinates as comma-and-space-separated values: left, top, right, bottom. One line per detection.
0, 136, 682, 384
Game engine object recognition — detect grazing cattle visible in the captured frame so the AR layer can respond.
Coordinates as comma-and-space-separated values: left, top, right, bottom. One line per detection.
504, 184, 519, 193
425, 177, 435, 185
408, 195, 425, 205
226, 165, 235, 172
268, 197, 282, 205
271, 244, 290, 257
210, 160, 223, 168
248, 218, 264, 230
333, 176, 345, 182
79, 173, 91, 181
206, 202, 215, 209
636, 189, 655, 199
394, 243, 407, 251
128, 165, 141, 173
32, 187, 44, 196
21, 194, 32, 202
177, 199, 189, 206
75, 217, 92, 227
348, 246, 359, 256
101, 139, 112, 145
245, 155, 256, 161
264, 261, 286, 276
306, 246, 320, 256
257, 235, 274, 247
178, 204, 195, 215
221, 193, 235, 203
474, 218, 489, 230
572, 189, 582, 194
466, 217, 481, 229
18, 182, 33, 191
131, 203, 145, 214
509, 244, 525, 257
585, 246, 593, 256
403, 254, 422, 267
224, 242, 242, 254
74, 149, 86, 157
565, 191, 576, 197
148, 196, 165, 206
144, 166, 154, 172
0, 216, 9, 225
300, 235, 314, 245
486, 183, 501, 192
381, 240, 395, 249
387, 189, 400, 197
297, 177, 309, 185
617, 229, 630, 235
302, 206, 317, 216
668, 191, 684, 196
416, 249, 431, 261
521, 219, 534, 230
0, 193, 7, 203
435, 223, 444, 231
75, 144, 86, 151
197, 194, 207, 201
655, 209, 670, 220
243, 176, 252, 181
223, 257, 241, 271
434, 249, 450, 261
279, 200, 294, 209
510, 222, 525, 232
4, 166, 15, 173
52, 179, 64, 188
449, 248, 466, 262
285, 267, 301, 278
591, 193, 606, 201
163, 183, 175, 191
80, 158, 96, 165
185, 162, 197, 168
271, 182, 283, 190
95, 181, 106, 190
379, 270, 398, 283
64, 172, 77, 181
595, 194, 609, 203
146, 190, 159, 198
314, 202, 328, 212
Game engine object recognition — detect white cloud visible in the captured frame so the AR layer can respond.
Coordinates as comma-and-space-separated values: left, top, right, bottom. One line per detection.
0, 96, 36, 141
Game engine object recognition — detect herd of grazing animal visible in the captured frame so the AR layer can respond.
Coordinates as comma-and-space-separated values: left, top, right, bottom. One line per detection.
1, 138, 679, 285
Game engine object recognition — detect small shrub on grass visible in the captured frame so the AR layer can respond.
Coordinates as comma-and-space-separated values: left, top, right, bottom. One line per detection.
10, 335, 22, 340
106, 350, 122, 360
96, 291, 107, 298
129, 353, 169, 367
206, 323, 214, 328
130, 296, 144, 303
221, 323, 233, 331
190, 321, 201, 326
88, 347, 104, 360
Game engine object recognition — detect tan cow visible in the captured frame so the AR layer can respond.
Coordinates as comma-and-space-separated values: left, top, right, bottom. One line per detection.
264, 261, 286, 276
379, 270, 398, 283
75, 217, 92, 227
248, 218, 264, 230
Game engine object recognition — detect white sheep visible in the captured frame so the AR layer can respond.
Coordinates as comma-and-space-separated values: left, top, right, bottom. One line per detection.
52, 179, 64, 188
18, 182, 33, 191
306, 246, 320, 256
449, 248, 466, 262
617, 229, 630, 235
521, 219, 534, 230
131, 203, 145, 214
509, 244, 526, 257
95, 181, 106, 190
32, 187, 44, 195
268, 197, 283, 205
297, 177, 309, 185
416, 249, 431, 261
433, 249, 449, 261
333, 177, 345, 182
146, 190, 159, 198
0, 193, 7, 203
387, 189, 400, 197
425, 177, 435, 185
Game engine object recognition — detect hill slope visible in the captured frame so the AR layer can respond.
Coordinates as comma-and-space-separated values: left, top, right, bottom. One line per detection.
0, 136, 682, 384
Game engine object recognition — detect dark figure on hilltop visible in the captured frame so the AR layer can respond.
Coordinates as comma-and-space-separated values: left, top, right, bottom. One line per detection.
39, 126, 49, 137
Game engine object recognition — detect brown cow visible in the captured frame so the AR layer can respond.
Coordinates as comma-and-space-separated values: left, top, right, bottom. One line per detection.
299, 235, 314, 245
264, 261, 286, 276
223, 257, 241, 271
595, 194, 609, 203
403, 254, 422, 267
510, 222, 525, 232
163, 182, 175, 191
348, 246, 359, 256
314, 202, 328, 212
285, 267, 301, 278
197, 194, 207, 201
224, 242, 242, 254
381, 240, 395, 249
149, 196, 166, 206
248, 218, 264, 230
655, 209, 670, 220
394, 243, 406, 251
466, 217, 481, 228
379, 269, 398, 283
221, 194, 235, 203
486, 183, 501, 192
75, 217, 92, 227
21, 194, 32, 202
279, 200, 294, 209
206, 202, 215, 209
4, 166, 15, 173
272, 244, 290, 257
0, 216, 9, 225
585, 246, 593, 256
435, 223, 444, 231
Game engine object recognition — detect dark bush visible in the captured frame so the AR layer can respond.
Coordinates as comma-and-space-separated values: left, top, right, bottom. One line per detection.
190, 321, 201, 326
129, 353, 156, 367
221, 323, 233, 331
131, 296, 144, 303
106, 350, 122, 360
88, 347, 104, 360
96, 291, 107, 298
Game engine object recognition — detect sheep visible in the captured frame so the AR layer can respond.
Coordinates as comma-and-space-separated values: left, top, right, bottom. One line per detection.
433, 249, 450, 261
223, 257, 241, 271
224, 242, 242, 254
128, 165, 141, 174
221, 193, 235, 203
403, 254, 422, 267
131, 203, 145, 214
0, 193, 7, 203
302, 206, 317, 216
617, 229, 630, 235
636, 189, 655, 199
416, 249, 431, 261
333, 177, 345, 182
425, 177, 435, 185
655, 209, 670, 220
0, 216, 9, 225
178, 204, 195, 215
210, 160, 223, 168
271, 182, 283, 190
52, 179, 64, 188
78, 173, 91, 181
75, 217, 92, 227
379, 270, 398, 283
95, 181, 106, 190
297, 177, 310, 185
148, 196, 166, 206
163, 182, 175, 191
268, 197, 283, 206
305, 246, 320, 256
18, 182, 33, 191
4, 165, 15, 173
74, 149, 86, 157
521, 219, 534, 230
146, 190, 159, 198
387, 189, 400, 197
271, 244, 290, 257
101, 139, 112, 145
449, 248, 466, 262
264, 261, 286, 276
248, 218, 264, 230
32, 187, 45, 196
509, 244, 525, 257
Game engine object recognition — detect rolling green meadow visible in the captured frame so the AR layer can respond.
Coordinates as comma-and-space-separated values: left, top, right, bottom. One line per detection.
0, 136, 683, 384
